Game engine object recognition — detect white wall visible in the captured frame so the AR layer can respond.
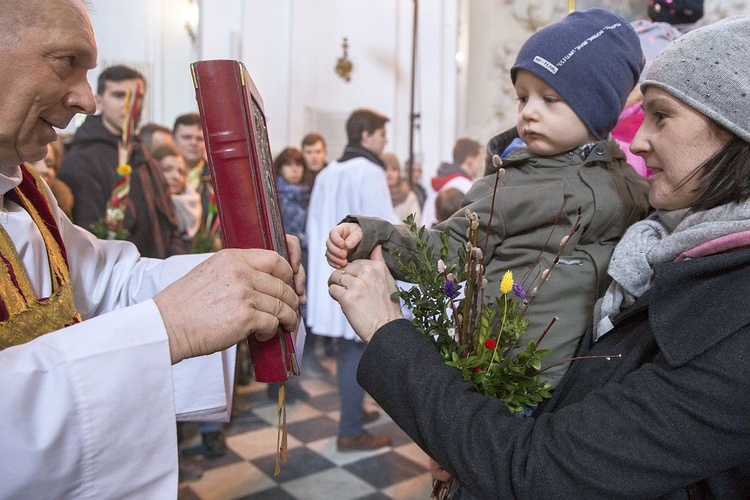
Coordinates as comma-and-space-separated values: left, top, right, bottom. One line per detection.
86, 0, 197, 131
83, 1, 750, 185
232, 0, 458, 179
84, 0, 458, 184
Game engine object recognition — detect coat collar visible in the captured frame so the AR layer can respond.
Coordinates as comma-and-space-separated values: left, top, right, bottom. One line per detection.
649, 245, 750, 367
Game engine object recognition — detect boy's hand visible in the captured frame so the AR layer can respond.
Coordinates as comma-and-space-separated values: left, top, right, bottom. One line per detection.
325, 222, 362, 268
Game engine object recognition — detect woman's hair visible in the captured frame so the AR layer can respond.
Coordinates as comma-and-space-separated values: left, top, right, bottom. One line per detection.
151, 145, 181, 162
273, 147, 305, 175
381, 152, 400, 172
684, 134, 750, 212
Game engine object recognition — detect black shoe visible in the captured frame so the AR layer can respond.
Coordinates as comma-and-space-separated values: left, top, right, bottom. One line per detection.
178, 461, 203, 482
337, 431, 391, 451
201, 431, 227, 459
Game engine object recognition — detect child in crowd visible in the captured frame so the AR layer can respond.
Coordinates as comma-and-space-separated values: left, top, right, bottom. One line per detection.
274, 147, 310, 270
327, 9, 650, 389
434, 187, 464, 225
153, 145, 202, 245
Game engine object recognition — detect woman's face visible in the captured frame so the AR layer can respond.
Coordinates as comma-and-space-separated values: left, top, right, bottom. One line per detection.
385, 163, 400, 187
280, 161, 304, 185
161, 154, 188, 195
631, 88, 731, 211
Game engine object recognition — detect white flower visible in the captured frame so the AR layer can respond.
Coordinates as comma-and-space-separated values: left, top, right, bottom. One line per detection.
447, 327, 458, 342
438, 259, 446, 273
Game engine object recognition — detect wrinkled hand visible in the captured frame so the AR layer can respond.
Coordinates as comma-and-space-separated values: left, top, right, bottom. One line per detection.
327, 246, 402, 343
155, 249, 300, 364
286, 234, 307, 306
326, 222, 363, 269
430, 458, 452, 482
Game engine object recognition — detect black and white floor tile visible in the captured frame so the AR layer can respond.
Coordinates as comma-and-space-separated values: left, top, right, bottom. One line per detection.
178, 357, 433, 500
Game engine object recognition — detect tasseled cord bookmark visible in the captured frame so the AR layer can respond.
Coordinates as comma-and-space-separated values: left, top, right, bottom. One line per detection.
274, 381, 289, 475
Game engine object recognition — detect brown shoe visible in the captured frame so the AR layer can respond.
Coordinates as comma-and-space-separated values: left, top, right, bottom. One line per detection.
337, 432, 391, 451
362, 409, 380, 424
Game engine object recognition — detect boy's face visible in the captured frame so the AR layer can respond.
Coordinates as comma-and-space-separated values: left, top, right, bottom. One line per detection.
514, 70, 595, 156
96, 79, 144, 136
302, 140, 327, 172
173, 124, 206, 167
361, 127, 387, 156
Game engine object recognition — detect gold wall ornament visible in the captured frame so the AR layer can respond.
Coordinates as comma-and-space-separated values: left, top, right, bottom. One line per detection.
335, 37, 353, 82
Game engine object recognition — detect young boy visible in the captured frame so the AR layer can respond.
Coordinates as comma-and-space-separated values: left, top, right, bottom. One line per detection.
326, 9, 650, 388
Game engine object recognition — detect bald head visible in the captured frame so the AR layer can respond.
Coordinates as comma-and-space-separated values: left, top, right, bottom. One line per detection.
0, 0, 91, 46
0, 0, 97, 167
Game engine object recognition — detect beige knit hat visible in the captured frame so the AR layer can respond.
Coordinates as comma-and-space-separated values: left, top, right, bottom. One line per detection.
642, 16, 750, 143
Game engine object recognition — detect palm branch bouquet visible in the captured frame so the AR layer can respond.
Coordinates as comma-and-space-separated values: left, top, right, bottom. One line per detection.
90, 82, 143, 240
391, 160, 585, 499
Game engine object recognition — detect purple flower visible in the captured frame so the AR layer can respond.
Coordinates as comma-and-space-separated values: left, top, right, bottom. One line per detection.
513, 282, 526, 299
442, 280, 458, 299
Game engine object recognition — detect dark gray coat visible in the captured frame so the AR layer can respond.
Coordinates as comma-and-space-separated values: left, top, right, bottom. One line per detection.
358, 245, 750, 499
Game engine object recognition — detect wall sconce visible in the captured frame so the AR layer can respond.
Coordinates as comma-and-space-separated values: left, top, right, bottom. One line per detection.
335, 37, 353, 83
185, 0, 200, 43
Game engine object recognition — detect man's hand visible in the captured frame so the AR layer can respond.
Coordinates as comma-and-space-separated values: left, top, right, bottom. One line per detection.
325, 222, 363, 269
327, 246, 402, 343
154, 249, 300, 364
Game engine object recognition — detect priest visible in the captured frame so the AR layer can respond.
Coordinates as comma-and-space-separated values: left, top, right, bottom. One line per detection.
0, 0, 305, 496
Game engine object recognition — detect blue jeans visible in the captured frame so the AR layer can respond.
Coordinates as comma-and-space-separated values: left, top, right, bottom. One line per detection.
336, 338, 367, 437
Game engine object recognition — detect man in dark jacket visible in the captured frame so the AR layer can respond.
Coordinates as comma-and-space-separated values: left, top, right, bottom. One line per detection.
59, 65, 185, 258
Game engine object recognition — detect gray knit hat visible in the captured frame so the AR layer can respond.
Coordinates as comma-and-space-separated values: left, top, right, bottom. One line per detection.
642, 16, 750, 144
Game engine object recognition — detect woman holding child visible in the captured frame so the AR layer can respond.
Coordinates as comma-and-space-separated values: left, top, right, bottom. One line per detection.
327, 14, 750, 499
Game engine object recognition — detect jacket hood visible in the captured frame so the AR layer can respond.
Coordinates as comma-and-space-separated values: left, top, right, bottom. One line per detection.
69, 114, 119, 150
436, 161, 460, 178
431, 171, 470, 191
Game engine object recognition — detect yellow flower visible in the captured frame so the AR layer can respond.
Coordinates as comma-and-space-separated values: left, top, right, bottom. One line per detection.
500, 270, 514, 295
117, 164, 132, 176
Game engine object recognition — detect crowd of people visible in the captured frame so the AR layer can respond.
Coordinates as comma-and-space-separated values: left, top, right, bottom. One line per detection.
6, 0, 750, 497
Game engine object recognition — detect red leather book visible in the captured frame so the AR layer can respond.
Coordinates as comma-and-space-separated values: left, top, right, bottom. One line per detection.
190, 59, 300, 383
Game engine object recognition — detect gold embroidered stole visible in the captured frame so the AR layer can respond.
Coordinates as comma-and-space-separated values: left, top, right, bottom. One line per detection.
0, 167, 81, 349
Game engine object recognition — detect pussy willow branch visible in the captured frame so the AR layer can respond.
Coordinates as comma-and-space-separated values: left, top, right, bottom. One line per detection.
535, 316, 559, 346
479, 156, 505, 309
539, 353, 622, 374
520, 207, 582, 318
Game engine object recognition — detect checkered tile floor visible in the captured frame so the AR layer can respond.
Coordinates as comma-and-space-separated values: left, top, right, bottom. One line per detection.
177, 356, 433, 499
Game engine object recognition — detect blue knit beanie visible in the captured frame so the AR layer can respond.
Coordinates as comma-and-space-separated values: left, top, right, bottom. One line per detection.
511, 9, 644, 140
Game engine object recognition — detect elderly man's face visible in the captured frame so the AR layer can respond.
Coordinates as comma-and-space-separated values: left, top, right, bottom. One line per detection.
0, 0, 97, 168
